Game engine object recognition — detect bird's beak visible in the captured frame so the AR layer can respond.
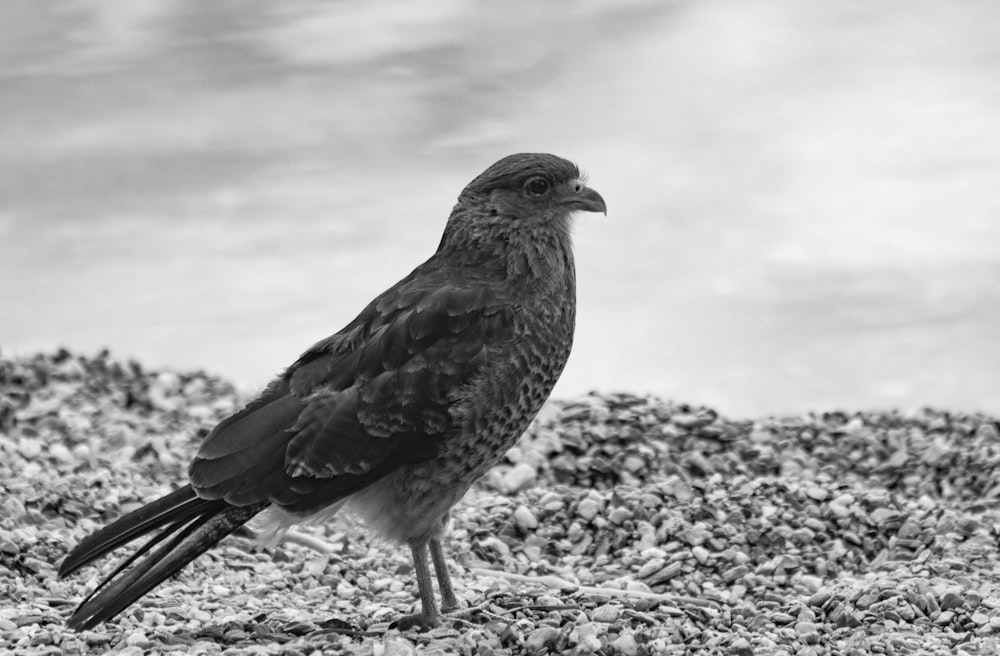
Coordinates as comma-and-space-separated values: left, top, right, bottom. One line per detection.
559, 179, 607, 215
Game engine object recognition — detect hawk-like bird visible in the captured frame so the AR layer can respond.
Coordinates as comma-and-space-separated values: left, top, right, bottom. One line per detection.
58, 153, 606, 630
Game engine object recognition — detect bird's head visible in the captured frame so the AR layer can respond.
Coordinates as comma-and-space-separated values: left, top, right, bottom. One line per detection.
459, 152, 606, 221
442, 154, 606, 252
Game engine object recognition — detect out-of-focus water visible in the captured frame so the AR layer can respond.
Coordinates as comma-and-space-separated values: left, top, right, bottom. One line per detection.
2, 1, 998, 417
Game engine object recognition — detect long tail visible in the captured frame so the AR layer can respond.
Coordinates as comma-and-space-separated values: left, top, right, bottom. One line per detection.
59, 484, 266, 631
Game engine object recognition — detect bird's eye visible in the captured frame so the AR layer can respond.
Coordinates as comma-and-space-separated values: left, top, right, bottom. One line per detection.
524, 177, 551, 197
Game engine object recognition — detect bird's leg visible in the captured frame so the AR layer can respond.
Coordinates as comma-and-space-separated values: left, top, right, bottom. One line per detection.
429, 537, 459, 613
429, 536, 504, 625
391, 541, 441, 630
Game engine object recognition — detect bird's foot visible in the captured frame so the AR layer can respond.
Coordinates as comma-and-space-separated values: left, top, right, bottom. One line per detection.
388, 611, 440, 632
387, 604, 498, 632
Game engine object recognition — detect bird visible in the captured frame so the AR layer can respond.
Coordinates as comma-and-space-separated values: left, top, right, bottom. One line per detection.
57, 152, 606, 632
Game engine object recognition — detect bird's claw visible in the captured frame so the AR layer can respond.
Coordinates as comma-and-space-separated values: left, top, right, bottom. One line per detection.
386, 604, 497, 632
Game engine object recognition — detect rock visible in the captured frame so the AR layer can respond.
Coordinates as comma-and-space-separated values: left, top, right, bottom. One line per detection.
794, 621, 820, 644
722, 565, 749, 583
148, 371, 182, 410
513, 505, 538, 531
501, 463, 537, 493
804, 487, 829, 502
612, 633, 639, 656
591, 604, 621, 623
526, 626, 560, 652
576, 498, 601, 521
570, 622, 602, 651
608, 507, 633, 525
730, 636, 753, 656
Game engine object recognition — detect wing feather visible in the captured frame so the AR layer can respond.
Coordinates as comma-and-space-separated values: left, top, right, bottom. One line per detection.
187, 264, 513, 513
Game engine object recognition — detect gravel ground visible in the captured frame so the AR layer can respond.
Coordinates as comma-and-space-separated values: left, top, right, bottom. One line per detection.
2, 350, 1000, 655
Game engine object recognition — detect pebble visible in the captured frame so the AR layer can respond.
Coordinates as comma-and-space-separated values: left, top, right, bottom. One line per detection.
513, 505, 538, 531
940, 591, 964, 610
805, 487, 829, 502
935, 610, 955, 626
525, 626, 560, 652
125, 631, 153, 649
571, 622, 603, 651
576, 498, 601, 521
608, 507, 634, 525
722, 565, 750, 583
188, 609, 212, 623
611, 633, 639, 656
501, 463, 537, 493
591, 604, 622, 623
730, 636, 753, 656
82, 630, 112, 645
795, 621, 820, 644
828, 501, 851, 518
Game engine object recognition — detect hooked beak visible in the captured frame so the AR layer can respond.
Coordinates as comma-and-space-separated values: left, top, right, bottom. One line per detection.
559, 178, 607, 215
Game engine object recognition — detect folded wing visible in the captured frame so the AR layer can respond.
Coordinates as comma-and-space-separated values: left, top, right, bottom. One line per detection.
189, 265, 514, 514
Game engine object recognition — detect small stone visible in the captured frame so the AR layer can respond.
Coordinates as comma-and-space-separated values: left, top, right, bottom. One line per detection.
722, 565, 749, 583
571, 622, 602, 651
828, 502, 850, 518
771, 612, 795, 625
189, 608, 212, 623
13, 614, 43, 627
940, 591, 964, 610
730, 636, 753, 656
843, 417, 865, 436
513, 505, 538, 531
82, 631, 112, 646
149, 371, 182, 410
303, 555, 330, 577
691, 546, 710, 564
49, 442, 73, 463
804, 487, 829, 502
795, 621, 820, 644
501, 463, 537, 493
117, 648, 146, 656
647, 561, 684, 584
637, 558, 665, 579
608, 507, 634, 525
935, 610, 955, 626
897, 521, 922, 540
806, 590, 832, 608
478, 536, 510, 559
611, 633, 639, 656
577, 498, 601, 522
833, 493, 854, 506
976, 423, 1000, 441
591, 604, 621, 623
526, 626, 560, 652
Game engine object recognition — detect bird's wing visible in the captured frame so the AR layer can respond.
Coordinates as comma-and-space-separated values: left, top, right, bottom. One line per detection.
188, 265, 514, 512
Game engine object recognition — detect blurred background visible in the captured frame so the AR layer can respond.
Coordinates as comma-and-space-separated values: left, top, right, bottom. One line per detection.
2, 0, 998, 417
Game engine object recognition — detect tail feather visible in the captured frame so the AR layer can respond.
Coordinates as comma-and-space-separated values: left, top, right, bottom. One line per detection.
60, 484, 266, 631
59, 485, 216, 578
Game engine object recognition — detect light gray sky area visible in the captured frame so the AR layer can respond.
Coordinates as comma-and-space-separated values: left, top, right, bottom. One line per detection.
2, 1, 998, 416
